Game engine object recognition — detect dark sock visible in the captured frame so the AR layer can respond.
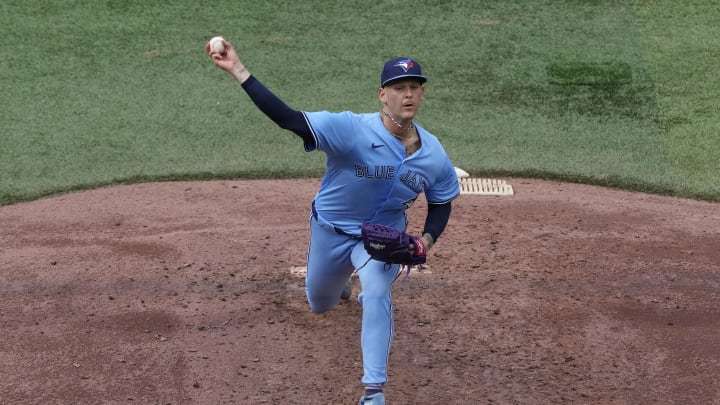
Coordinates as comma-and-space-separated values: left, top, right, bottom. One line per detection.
364, 385, 383, 396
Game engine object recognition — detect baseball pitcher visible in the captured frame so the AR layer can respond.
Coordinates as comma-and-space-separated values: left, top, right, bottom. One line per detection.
207, 37, 460, 405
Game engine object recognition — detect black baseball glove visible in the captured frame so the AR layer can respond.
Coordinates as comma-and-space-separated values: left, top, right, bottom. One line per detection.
361, 223, 427, 266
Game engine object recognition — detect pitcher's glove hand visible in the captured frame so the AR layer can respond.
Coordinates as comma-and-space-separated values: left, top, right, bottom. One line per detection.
361, 223, 427, 266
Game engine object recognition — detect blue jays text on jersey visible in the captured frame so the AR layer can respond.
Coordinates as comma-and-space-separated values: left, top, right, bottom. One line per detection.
399, 169, 427, 193
303, 110, 460, 233
355, 165, 395, 179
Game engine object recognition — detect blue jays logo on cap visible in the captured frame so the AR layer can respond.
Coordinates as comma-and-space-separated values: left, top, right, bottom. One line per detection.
381, 57, 428, 87
394, 59, 415, 72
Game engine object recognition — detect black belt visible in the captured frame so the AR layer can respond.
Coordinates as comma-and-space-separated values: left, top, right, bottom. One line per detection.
312, 201, 362, 240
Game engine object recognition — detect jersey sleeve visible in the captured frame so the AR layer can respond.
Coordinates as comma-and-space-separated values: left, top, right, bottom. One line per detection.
302, 111, 356, 155
425, 154, 461, 204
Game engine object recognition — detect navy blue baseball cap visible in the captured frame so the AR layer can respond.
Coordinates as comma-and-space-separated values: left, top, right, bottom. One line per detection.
380, 57, 427, 87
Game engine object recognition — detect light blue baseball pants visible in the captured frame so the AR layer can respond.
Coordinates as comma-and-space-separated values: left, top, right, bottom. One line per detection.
306, 211, 401, 385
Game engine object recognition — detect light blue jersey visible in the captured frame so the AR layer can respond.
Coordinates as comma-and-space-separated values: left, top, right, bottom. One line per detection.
304, 111, 460, 232
301, 110, 460, 386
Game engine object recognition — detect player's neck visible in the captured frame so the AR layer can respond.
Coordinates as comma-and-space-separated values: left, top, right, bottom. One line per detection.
381, 110, 414, 138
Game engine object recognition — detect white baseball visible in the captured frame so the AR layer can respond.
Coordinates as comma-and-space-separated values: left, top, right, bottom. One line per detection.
209, 36, 226, 53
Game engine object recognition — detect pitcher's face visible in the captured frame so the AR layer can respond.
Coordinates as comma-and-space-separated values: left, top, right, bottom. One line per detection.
379, 79, 425, 122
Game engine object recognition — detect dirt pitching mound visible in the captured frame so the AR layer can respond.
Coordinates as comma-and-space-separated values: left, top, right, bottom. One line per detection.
1, 178, 719, 404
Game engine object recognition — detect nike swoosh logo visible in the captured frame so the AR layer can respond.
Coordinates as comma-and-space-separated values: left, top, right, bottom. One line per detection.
371, 143, 385, 149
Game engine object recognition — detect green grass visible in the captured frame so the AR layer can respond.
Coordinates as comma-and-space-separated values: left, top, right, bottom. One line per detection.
1, 0, 719, 205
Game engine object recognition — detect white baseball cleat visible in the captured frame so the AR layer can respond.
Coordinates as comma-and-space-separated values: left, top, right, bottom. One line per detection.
359, 392, 385, 405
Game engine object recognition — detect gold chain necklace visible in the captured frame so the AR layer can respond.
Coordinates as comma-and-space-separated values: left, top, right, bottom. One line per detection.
381, 110, 417, 142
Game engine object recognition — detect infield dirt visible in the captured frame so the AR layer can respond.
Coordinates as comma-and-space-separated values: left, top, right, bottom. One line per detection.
1, 178, 719, 404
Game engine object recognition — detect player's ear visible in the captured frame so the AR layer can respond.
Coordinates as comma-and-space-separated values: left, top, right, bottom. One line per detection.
378, 87, 387, 104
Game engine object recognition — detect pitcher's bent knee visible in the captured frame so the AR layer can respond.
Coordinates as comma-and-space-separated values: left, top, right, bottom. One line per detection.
307, 294, 338, 314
